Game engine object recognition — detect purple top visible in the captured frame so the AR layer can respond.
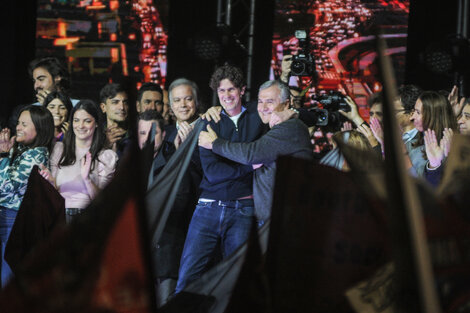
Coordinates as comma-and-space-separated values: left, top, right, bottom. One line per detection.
50, 142, 118, 209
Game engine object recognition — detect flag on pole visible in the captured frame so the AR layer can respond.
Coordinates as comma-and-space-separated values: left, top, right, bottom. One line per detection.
5, 165, 65, 273
375, 33, 441, 313
0, 144, 156, 313
266, 156, 390, 313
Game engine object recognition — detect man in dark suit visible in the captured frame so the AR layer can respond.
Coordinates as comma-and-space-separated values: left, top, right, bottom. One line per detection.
138, 110, 201, 305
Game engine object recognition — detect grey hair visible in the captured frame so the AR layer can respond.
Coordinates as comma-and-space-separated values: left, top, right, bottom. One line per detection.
258, 80, 290, 103
168, 78, 200, 107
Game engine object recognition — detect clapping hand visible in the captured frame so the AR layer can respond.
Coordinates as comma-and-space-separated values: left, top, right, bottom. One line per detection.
105, 125, 126, 150
0, 128, 15, 153
448, 85, 465, 117
81, 151, 92, 180
174, 121, 194, 149
369, 117, 384, 147
39, 164, 56, 187
424, 129, 453, 168
441, 128, 453, 157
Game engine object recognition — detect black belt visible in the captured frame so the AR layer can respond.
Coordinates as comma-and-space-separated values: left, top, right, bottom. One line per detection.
199, 198, 254, 208
65, 208, 86, 216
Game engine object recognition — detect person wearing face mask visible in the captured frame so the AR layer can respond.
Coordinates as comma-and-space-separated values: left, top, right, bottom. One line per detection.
43, 91, 73, 142
39, 100, 118, 224
0, 105, 54, 287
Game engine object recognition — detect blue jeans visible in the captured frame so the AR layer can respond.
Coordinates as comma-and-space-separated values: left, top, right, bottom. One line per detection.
0, 207, 17, 288
174, 199, 254, 293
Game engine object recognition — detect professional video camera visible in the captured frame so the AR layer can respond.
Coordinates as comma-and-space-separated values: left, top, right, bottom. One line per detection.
309, 90, 351, 131
314, 90, 350, 112
290, 30, 316, 76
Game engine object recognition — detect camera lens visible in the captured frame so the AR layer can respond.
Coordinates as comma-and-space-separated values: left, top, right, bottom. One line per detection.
291, 61, 305, 76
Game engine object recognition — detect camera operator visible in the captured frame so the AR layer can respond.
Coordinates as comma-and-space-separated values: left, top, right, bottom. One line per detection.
280, 54, 299, 87
336, 95, 382, 155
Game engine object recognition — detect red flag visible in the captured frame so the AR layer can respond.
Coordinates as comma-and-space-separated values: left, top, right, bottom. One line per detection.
91, 197, 152, 312
0, 146, 156, 313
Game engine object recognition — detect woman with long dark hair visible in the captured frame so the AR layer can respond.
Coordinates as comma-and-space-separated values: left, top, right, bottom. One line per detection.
0, 105, 54, 287
43, 91, 73, 142
410, 91, 458, 177
40, 99, 118, 223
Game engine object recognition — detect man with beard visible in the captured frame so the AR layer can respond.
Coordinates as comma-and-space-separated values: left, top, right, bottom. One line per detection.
100, 83, 129, 157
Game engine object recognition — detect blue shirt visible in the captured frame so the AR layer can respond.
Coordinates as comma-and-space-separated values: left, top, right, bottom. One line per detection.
198, 105, 266, 201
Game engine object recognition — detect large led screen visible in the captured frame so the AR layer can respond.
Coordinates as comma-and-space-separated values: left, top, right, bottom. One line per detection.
35, 0, 168, 100
271, 0, 410, 120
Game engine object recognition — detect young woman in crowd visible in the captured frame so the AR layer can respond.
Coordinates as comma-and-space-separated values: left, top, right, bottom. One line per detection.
43, 91, 73, 142
0, 105, 54, 287
39, 100, 118, 223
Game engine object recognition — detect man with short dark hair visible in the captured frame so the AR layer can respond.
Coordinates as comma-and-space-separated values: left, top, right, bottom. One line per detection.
8, 57, 77, 132
100, 83, 129, 156
138, 110, 167, 186
174, 64, 265, 293
136, 82, 164, 114
199, 80, 313, 222
28, 57, 72, 105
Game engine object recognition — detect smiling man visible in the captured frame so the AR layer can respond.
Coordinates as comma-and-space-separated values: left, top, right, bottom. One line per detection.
199, 79, 312, 224
100, 83, 129, 156
136, 82, 164, 114
8, 57, 78, 134
174, 64, 265, 294
165, 78, 201, 148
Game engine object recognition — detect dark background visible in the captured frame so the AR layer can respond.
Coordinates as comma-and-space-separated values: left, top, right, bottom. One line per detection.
0, 0, 468, 127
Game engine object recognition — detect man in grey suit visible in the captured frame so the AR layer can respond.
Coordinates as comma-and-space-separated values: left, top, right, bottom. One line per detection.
198, 80, 313, 223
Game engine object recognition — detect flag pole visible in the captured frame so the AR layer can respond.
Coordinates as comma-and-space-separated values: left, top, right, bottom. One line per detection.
377, 33, 441, 313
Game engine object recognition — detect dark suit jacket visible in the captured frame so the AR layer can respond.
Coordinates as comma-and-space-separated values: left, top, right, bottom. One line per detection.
152, 140, 203, 279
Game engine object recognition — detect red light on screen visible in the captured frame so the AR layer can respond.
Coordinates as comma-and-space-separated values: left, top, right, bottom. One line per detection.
109, 0, 119, 10
373, 82, 382, 92
110, 33, 117, 41
128, 33, 136, 40
58, 21, 66, 37
53, 37, 80, 46
111, 48, 119, 63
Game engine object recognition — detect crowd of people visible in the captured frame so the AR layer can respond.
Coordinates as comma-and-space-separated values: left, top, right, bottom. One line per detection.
0, 56, 468, 305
